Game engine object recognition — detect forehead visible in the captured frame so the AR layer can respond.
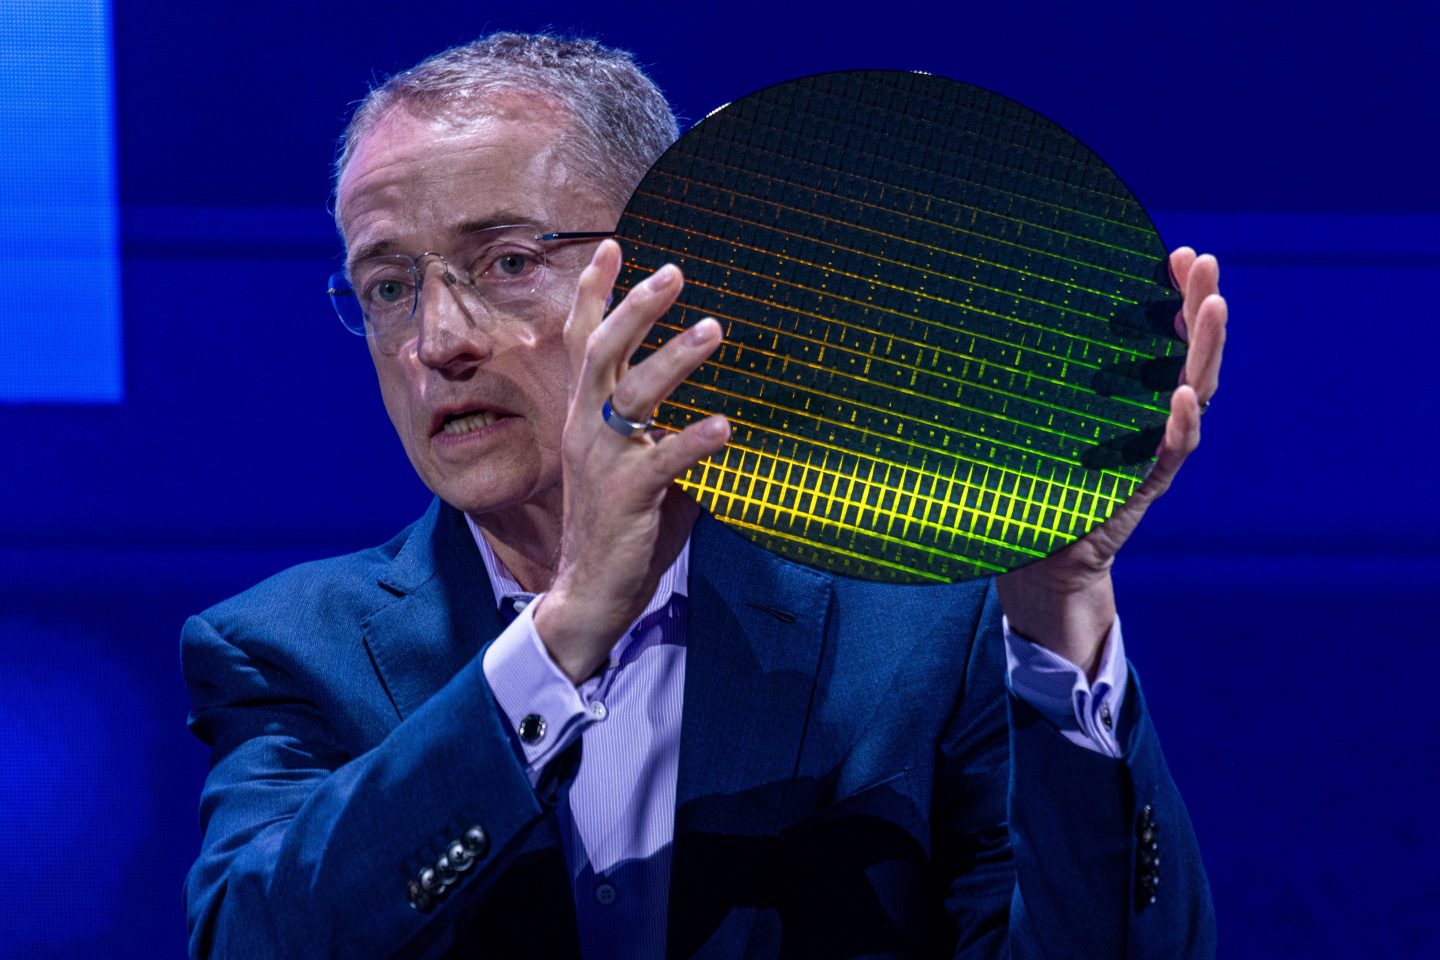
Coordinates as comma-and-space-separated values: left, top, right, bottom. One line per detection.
336, 98, 599, 260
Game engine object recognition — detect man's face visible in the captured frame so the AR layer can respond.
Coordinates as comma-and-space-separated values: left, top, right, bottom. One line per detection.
336, 99, 617, 520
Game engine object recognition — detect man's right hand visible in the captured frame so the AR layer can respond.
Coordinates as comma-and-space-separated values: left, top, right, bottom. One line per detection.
533, 239, 728, 683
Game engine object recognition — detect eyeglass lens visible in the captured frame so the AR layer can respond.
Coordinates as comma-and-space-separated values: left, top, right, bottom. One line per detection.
328, 225, 609, 351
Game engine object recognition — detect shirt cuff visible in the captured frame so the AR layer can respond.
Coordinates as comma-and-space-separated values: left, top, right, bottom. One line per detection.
1002, 614, 1129, 758
482, 593, 592, 783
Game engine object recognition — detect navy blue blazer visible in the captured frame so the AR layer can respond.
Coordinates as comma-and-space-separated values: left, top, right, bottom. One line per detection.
183, 498, 1215, 958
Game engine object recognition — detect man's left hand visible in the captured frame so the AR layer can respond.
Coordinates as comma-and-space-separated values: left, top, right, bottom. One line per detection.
994, 247, 1227, 678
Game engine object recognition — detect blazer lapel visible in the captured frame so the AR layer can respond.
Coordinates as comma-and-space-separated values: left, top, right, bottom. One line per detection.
360, 501, 579, 958
669, 512, 834, 956
361, 499, 506, 720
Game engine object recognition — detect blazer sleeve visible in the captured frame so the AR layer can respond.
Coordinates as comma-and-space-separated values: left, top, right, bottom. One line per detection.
181, 612, 564, 960
933, 583, 1217, 959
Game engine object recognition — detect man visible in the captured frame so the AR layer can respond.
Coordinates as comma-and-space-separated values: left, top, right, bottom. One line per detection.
184, 33, 1225, 959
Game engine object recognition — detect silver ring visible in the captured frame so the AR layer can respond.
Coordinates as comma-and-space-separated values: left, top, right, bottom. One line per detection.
1199, 398, 1211, 416
602, 395, 654, 438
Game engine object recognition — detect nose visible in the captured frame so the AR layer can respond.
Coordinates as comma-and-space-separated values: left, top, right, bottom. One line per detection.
413, 257, 492, 372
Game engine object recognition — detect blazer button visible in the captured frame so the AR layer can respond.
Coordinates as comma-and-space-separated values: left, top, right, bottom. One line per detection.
447, 840, 475, 872
407, 880, 433, 913
419, 866, 443, 896
435, 855, 457, 885
1135, 804, 1162, 910
518, 714, 547, 744
463, 826, 489, 857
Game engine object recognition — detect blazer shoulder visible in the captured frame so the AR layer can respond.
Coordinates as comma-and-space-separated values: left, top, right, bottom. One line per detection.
187, 513, 424, 656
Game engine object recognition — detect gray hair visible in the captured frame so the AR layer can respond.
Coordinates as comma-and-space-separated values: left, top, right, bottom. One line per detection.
334, 33, 678, 222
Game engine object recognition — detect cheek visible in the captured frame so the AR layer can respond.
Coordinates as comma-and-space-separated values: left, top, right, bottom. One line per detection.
521, 350, 572, 456
370, 356, 417, 445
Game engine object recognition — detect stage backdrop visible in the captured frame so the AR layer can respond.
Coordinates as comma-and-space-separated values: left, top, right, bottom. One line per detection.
2, 1, 1436, 956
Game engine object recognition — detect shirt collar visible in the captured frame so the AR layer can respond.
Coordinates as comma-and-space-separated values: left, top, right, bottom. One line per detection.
463, 513, 691, 619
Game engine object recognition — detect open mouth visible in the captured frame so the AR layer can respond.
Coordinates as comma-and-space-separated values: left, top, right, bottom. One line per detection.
441, 410, 497, 435
433, 406, 515, 437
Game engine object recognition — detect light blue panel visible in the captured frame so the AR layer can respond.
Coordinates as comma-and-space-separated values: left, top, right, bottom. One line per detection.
0, 0, 121, 403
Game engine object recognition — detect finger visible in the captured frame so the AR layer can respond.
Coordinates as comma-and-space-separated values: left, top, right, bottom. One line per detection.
580, 262, 685, 402
615, 266, 685, 370
1180, 253, 1220, 341
593, 262, 683, 365
610, 317, 722, 423
1184, 292, 1227, 404
1089, 385, 1201, 553
1144, 384, 1202, 502
1168, 246, 1197, 293
647, 414, 730, 483
1168, 247, 1196, 340
565, 239, 623, 378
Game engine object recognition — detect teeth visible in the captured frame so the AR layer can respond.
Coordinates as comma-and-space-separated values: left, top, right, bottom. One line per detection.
441, 411, 497, 435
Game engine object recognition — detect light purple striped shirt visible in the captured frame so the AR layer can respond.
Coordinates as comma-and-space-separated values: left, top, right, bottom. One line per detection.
471, 516, 1128, 959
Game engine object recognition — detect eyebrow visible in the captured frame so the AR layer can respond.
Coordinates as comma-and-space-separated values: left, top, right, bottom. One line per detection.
347, 238, 395, 266
347, 211, 543, 268
456, 211, 541, 237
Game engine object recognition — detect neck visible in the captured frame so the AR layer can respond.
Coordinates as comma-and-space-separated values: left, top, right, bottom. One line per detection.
467, 487, 565, 594
467, 486, 703, 596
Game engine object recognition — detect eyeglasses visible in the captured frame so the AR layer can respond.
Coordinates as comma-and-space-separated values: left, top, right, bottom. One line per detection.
327, 225, 614, 354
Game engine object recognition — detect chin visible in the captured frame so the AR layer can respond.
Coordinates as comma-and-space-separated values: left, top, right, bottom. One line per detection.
428, 469, 557, 520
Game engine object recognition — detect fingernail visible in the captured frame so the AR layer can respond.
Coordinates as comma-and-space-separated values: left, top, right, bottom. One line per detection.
703, 416, 729, 440
685, 318, 720, 345
648, 264, 679, 290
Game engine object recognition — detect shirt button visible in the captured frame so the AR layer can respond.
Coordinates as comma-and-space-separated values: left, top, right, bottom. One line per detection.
1101, 702, 1113, 730
518, 713, 546, 744
595, 882, 617, 906
511, 597, 530, 614
590, 700, 608, 721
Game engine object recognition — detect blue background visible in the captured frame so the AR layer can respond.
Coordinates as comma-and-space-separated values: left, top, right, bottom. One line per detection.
1, 0, 1437, 956
0, 0, 121, 403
